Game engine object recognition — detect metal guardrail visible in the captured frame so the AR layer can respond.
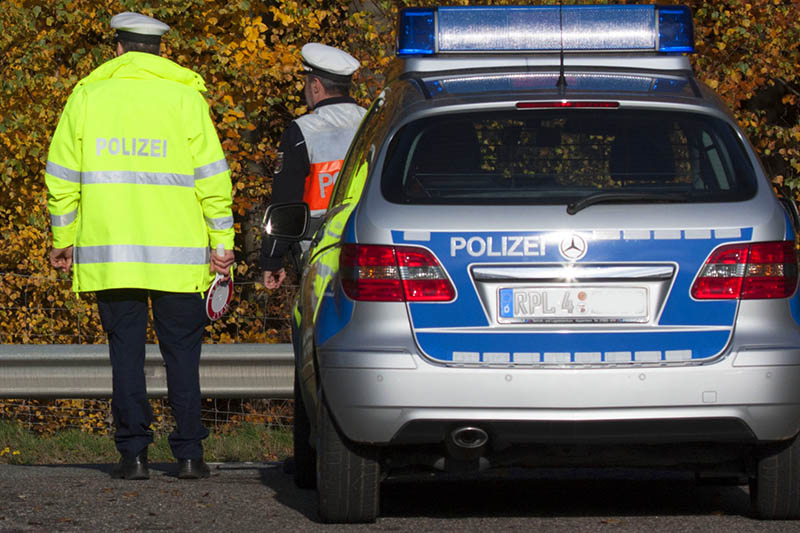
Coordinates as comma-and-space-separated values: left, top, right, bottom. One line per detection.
0, 344, 294, 399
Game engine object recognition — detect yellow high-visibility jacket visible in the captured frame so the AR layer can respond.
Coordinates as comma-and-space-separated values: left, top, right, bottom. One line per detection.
45, 51, 234, 293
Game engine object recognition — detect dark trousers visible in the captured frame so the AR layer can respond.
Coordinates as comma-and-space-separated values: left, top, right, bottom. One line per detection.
96, 289, 209, 460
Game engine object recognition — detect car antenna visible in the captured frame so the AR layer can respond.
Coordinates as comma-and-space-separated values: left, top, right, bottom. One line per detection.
556, 3, 568, 96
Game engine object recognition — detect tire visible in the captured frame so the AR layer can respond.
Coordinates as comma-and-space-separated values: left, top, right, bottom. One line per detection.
292, 375, 316, 489
316, 391, 380, 524
750, 434, 800, 519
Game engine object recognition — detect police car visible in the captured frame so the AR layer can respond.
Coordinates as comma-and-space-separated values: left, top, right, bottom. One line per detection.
264, 5, 800, 523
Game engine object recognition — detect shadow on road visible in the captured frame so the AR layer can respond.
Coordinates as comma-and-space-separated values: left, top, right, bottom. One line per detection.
255, 462, 320, 521
378, 469, 753, 520
37, 461, 191, 478
262, 464, 754, 522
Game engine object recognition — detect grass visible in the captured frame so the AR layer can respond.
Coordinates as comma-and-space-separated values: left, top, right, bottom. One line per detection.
0, 419, 292, 465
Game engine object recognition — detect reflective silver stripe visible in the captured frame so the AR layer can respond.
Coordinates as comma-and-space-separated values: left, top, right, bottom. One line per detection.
82, 171, 194, 187
76, 245, 210, 265
50, 209, 78, 227
45, 161, 81, 183
295, 103, 367, 164
205, 215, 234, 230
310, 261, 336, 319
194, 159, 229, 180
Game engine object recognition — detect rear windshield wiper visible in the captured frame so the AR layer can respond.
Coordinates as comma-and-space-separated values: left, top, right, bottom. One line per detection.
566, 192, 689, 215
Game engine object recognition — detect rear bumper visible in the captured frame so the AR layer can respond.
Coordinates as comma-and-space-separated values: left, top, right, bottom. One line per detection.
317, 346, 800, 445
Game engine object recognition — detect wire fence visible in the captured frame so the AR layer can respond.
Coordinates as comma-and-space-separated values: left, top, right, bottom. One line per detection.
0, 271, 298, 435
0, 398, 294, 435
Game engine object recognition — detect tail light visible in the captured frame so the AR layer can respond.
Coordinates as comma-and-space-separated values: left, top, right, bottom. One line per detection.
691, 241, 798, 300
340, 244, 456, 302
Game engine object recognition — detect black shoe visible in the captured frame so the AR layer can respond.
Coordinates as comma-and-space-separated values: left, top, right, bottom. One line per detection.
111, 450, 149, 480
177, 459, 211, 479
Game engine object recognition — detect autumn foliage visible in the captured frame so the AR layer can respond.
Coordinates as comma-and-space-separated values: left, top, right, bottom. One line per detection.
1, 0, 798, 345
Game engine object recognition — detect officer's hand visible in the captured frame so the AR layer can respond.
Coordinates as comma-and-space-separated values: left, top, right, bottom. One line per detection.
50, 246, 74, 273
210, 249, 235, 281
263, 269, 286, 289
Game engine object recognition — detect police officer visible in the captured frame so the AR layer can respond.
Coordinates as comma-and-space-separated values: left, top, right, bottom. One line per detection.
261, 43, 367, 289
45, 12, 235, 480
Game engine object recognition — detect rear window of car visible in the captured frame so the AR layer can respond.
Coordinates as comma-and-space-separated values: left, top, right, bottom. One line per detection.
381, 109, 757, 205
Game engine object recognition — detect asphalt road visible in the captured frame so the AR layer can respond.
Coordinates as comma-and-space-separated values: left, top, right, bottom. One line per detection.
1, 462, 798, 532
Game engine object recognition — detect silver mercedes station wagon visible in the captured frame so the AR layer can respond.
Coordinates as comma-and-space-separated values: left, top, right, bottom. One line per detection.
264, 4, 800, 523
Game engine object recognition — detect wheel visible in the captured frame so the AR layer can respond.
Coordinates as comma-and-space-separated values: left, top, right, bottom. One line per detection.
292, 374, 316, 489
750, 434, 800, 519
316, 391, 380, 523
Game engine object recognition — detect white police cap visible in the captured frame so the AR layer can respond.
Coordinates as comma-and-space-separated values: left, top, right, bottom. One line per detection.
301, 43, 360, 82
110, 12, 170, 44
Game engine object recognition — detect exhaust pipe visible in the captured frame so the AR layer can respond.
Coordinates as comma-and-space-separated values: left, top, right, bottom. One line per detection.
445, 426, 489, 466
450, 426, 489, 450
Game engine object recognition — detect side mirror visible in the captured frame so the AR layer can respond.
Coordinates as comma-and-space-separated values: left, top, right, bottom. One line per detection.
262, 202, 309, 240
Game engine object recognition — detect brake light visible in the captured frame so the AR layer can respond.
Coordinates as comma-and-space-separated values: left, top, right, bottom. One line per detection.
516, 101, 619, 109
340, 244, 456, 302
691, 241, 798, 300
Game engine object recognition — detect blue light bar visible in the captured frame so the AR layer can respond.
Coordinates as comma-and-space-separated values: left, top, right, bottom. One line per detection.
658, 6, 695, 52
397, 8, 435, 55
396, 5, 695, 56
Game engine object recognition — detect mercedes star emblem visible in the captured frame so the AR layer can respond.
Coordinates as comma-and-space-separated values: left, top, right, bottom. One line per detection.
559, 234, 588, 261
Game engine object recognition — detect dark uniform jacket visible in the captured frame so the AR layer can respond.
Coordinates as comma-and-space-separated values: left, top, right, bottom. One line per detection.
260, 96, 366, 272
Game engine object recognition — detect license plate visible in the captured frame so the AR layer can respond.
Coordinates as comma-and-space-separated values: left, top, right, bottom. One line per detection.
498, 286, 648, 322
